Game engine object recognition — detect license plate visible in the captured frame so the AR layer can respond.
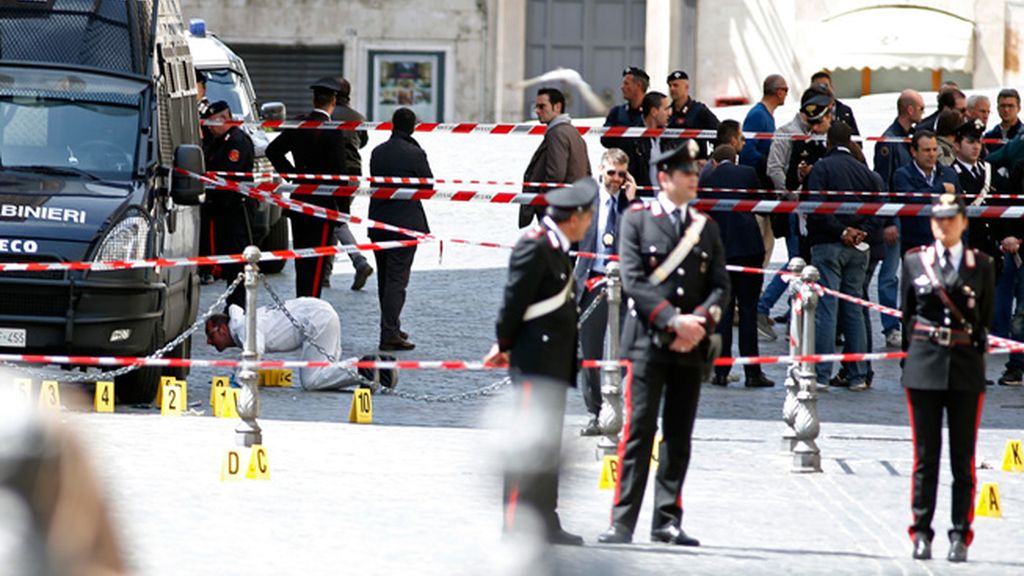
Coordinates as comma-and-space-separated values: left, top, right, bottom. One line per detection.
0, 328, 26, 348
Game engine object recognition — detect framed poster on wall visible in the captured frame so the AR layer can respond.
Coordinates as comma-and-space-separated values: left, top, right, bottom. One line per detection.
367, 50, 445, 122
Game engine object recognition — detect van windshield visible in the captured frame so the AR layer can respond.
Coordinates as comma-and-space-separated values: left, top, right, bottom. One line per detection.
202, 69, 252, 119
0, 67, 144, 181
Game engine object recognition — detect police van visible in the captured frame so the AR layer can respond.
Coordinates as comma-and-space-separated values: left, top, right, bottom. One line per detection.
0, 0, 206, 403
186, 18, 289, 273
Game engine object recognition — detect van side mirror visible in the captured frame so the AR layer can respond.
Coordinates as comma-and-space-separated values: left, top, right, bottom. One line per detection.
260, 102, 286, 122
171, 144, 205, 205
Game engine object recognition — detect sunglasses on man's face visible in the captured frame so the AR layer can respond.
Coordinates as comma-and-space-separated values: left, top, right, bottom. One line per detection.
605, 170, 628, 179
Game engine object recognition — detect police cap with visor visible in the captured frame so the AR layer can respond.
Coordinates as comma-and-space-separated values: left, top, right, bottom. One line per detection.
651, 139, 702, 174
545, 178, 598, 212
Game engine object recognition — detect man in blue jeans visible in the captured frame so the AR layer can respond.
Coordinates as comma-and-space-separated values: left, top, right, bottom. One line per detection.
806, 123, 884, 391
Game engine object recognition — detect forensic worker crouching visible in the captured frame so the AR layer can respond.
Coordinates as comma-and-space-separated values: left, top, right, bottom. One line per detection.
484, 178, 598, 546
598, 140, 729, 546
901, 193, 994, 563
206, 298, 394, 391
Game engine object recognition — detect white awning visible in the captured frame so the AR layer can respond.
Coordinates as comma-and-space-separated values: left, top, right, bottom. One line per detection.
813, 6, 975, 72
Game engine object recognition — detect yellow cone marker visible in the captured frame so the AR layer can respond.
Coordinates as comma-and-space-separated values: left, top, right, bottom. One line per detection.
257, 369, 293, 388
94, 381, 115, 413
974, 482, 1002, 518
160, 381, 184, 416
1002, 440, 1024, 473
156, 376, 175, 406
348, 388, 373, 424
599, 455, 620, 490
38, 380, 60, 411
14, 378, 32, 407
220, 449, 244, 481
246, 445, 270, 480
215, 388, 239, 419
210, 376, 229, 411
651, 434, 662, 466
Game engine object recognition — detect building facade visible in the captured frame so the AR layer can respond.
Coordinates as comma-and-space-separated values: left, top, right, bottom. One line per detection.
182, 0, 1023, 123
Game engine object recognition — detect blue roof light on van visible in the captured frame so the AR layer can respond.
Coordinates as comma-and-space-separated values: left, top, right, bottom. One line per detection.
189, 19, 206, 37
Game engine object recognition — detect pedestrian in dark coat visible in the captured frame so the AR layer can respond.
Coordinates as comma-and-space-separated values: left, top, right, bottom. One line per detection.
485, 179, 598, 547
368, 108, 431, 350
901, 193, 994, 564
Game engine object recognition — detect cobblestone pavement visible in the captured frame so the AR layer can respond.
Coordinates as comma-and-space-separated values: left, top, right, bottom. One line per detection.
16, 130, 1024, 574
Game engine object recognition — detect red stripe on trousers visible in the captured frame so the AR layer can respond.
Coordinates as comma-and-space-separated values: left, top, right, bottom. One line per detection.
310, 223, 330, 298
505, 381, 534, 530
611, 365, 634, 521
966, 393, 985, 546
905, 388, 918, 542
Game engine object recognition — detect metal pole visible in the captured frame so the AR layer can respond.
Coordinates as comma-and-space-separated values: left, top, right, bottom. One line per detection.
596, 262, 623, 457
781, 257, 805, 453
235, 245, 262, 447
792, 265, 821, 473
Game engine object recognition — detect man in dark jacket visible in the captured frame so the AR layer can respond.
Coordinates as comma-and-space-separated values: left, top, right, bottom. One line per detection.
621, 91, 675, 190
484, 179, 597, 547
700, 145, 772, 388
667, 70, 719, 157
984, 88, 1023, 155
520, 87, 591, 227
893, 131, 962, 253
266, 77, 347, 299
202, 101, 255, 310
574, 148, 636, 435
324, 77, 374, 290
806, 123, 884, 390
600, 66, 648, 151
368, 108, 431, 351
810, 70, 859, 134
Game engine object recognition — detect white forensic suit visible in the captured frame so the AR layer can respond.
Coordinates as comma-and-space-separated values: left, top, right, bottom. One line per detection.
227, 298, 360, 391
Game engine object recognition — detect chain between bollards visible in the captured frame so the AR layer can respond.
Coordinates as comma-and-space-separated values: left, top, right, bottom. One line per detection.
235, 245, 262, 448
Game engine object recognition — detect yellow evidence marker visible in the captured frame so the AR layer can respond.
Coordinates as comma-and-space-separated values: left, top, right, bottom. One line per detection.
974, 482, 1002, 518
599, 455, 620, 490
210, 376, 229, 410
160, 381, 184, 416
214, 388, 240, 419
177, 378, 188, 408
156, 376, 176, 406
221, 449, 244, 481
38, 380, 60, 411
1002, 439, 1024, 473
348, 388, 373, 424
651, 434, 662, 466
14, 378, 32, 407
257, 369, 293, 388
94, 381, 115, 413
246, 445, 271, 480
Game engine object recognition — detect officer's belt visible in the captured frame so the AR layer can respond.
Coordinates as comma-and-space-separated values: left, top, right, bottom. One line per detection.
649, 209, 706, 286
523, 276, 573, 321
912, 322, 972, 347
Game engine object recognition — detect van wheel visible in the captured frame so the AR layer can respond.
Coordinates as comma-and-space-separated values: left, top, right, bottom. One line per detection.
258, 216, 288, 274
115, 361, 161, 405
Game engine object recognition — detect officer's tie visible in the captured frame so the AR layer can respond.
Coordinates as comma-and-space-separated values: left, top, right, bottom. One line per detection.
671, 208, 683, 237
942, 248, 957, 285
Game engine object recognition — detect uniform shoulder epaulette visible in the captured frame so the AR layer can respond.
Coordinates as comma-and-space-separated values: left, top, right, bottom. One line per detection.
525, 227, 544, 239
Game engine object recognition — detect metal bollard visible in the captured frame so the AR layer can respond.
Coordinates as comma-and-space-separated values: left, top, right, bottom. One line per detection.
596, 262, 624, 457
781, 257, 806, 453
792, 265, 822, 473
235, 245, 262, 447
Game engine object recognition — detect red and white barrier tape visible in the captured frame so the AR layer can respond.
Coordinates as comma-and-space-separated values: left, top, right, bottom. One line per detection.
0, 356, 629, 371
200, 119, 1007, 145
242, 181, 548, 206
0, 240, 426, 274
690, 198, 1024, 219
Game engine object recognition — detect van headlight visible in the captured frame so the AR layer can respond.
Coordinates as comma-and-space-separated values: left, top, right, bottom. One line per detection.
94, 213, 150, 262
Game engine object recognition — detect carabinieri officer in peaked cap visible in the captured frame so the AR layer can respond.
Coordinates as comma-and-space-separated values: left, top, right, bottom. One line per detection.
598, 140, 729, 546
485, 178, 598, 546
901, 192, 994, 563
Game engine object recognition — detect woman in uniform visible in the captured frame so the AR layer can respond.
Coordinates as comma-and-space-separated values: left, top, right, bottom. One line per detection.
900, 192, 995, 563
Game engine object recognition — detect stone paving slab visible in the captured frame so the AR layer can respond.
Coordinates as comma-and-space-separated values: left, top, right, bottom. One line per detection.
70, 407, 1024, 576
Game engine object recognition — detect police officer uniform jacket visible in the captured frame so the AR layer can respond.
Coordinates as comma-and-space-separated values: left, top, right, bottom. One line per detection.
953, 159, 1002, 261
618, 198, 730, 365
901, 243, 995, 392
203, 126, 255, 207
496, 218, 578, 384
873, 119, 913, 190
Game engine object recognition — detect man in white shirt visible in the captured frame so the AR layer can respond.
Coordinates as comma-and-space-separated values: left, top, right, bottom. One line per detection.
205, 297, 375, 391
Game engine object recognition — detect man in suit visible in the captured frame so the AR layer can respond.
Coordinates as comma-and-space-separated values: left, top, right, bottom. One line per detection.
893, 131, 962, 254
323, 77, 374, 291
901, 193, 994, 563
484, 179, 598, 546
623, 91, 674, 190
805, 122, 885, 391
520, 87, 591, 227
575, 148, 637, 436
700, 145, 773, 388
598, 141, 729, 547
265, 77, 347, 299
367, 108, 432, 351
916, 86, 966, 134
